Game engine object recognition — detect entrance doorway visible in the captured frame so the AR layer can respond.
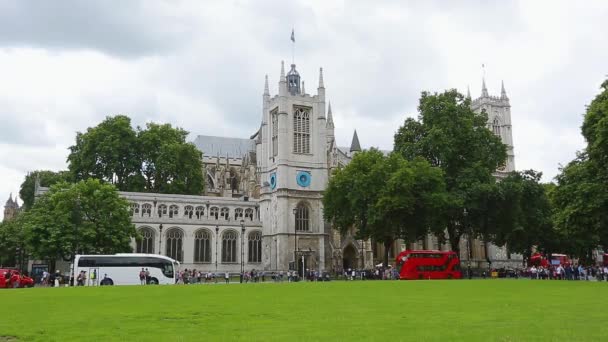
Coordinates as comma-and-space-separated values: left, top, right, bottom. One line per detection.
343, 244, 357, 270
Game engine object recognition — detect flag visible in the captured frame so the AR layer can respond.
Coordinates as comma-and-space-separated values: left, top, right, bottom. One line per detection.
291, 29, 295, 42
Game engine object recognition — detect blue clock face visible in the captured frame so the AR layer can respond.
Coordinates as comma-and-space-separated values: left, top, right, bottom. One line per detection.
296, 171, 311, 187
269, 172, 277, 189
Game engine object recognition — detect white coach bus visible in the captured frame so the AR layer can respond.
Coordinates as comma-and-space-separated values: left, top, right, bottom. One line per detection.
73, 254, 179, 286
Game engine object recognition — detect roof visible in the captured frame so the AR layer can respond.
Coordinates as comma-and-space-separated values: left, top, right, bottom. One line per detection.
192, 135, 255, 159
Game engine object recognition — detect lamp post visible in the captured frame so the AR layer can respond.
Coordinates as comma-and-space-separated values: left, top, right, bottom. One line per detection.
158, 224, 163, 255
240, 219, 245, 283
292, 207, 298, 277
463, 209, 471, 279
215, 225, 219, 273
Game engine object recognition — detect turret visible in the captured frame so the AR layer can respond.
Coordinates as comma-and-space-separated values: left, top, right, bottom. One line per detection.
326, 101, 334, 129
350, 130, 361, 153
501, 80, 508, 101
317, 67, 325, 101
286, 64, 301, 95
279, 61, 287, 96
481, 77, 489, 98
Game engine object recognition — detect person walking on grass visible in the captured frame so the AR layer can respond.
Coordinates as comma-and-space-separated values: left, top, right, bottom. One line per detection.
225, 272, 229, 284
139, 268, 146, 285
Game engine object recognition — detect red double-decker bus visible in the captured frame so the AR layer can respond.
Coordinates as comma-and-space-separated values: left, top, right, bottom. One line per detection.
395, 250, 462, 280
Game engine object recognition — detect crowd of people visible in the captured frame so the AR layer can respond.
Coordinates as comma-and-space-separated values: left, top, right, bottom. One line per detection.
526, 264, 608, 281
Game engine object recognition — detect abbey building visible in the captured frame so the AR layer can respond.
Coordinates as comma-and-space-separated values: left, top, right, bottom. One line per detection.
36, 60, 521, 273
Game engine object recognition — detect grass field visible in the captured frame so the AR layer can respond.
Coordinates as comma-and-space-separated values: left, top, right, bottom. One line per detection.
1, 280, 607, 341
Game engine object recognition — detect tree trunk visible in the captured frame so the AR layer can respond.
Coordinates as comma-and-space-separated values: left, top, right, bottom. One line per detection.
383, 239, 393, 268
447, 222, 461, 256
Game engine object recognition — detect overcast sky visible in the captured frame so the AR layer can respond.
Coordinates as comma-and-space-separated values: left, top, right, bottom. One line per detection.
1, 0, 607, 219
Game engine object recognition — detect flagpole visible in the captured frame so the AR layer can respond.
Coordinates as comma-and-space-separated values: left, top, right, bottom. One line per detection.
292, 29, 295, 65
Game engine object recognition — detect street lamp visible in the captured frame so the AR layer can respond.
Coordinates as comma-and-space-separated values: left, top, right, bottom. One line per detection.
292, 207, 298, 277
463, 209, 471, 279
240, 219, 245, 283
158, 224, 163, 255
215, 225, 219, 273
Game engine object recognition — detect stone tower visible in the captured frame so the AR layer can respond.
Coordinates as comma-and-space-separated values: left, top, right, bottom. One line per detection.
256, 61, 331, 273
470, 79, 516, 175
3, 193, 20, 222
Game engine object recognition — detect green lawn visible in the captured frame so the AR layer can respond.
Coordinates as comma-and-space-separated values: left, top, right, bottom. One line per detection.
1, 280, 607, 341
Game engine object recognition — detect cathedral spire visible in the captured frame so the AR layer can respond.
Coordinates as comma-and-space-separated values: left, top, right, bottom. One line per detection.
264, 75, 269, 96
350, 130, 361, 153
280, 61, 285, 80
327, 101, 334, 128
6, 193, 13, 206
501, 80, 508, 100
466, 85, 471, 100
481, 77, 489, 98
318, 67, 324, 89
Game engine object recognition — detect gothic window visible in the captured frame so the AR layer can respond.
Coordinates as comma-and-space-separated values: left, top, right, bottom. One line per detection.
130, 203, 140, 217
220, 207, 230, 220
157, 204, 167, 218
195, 206, 205, 219
142, 204, 152, 217
194, 229, 212, 263
244, 208, 254, 221
248, 231, 262, 263
293, 107, 310, 154
184, 206, 194, 219
168, 205, 179, 218
221, 230, 238, 263
136, 227, 154, 254
165, 228, 183, 262
210, 207, 219, 220
492, 117, 501, 137
271, 109, 278, 157
295, 202, 310, 232
234, 208, 243, 220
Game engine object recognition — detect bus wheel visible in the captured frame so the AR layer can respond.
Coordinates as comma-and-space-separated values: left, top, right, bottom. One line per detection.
101, 279, 114, 286
149, 278, 159, 285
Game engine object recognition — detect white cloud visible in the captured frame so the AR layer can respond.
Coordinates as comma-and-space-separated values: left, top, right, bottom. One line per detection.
2, 0, 606, 219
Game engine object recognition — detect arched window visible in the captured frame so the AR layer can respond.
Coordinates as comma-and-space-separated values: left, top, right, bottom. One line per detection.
142, 204, 152, 217
245, 208, 254, 221
195, 206, 205, 219
165, 228, 183, 262
210, 207, 219, 220
234, 208, 243, 220
220, 207, 230, 220
295, 203, 310, 232
271, 109, 278, 157
221, 230, 237, 263
136, 227, 155, 254
169, 205, 179, 218
248, 231, 262, 263
492, 117, 501, 137
194, 229, 212, 263
184, 206, 194, 219
130, 203, 140, 217
293, 107, 311, 154
158, 204, 167, 218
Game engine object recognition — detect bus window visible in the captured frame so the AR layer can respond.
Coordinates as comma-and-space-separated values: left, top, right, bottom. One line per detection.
162, 263, 174, 278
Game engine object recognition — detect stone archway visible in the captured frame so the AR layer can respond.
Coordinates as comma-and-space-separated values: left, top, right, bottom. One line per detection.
343, 244, 358, 270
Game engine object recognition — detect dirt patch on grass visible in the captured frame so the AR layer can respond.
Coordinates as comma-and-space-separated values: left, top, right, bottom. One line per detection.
0, 336, 19, 342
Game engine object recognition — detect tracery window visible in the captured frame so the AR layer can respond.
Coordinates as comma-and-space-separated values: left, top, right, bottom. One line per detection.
271, 109, 278, 157
295, 203, 310, 232
245, 208, 254, 221
234, 208, 243, 220
221, 230, 238, 263
210, 207, 219, 220
492, 117, 501, 137
169, 205, 179, 218
293, 107, 310, 154
220, 207, 230, 220
142, 204, 152, 217
165, 228, 183, 262
136, 227, 154, 254
194, 229, 212, 263
195, 206, 205, 219
184, 206, 194, 219
157, 204, 167, 218
248, 231, 262, 263
130, 203, 140, 217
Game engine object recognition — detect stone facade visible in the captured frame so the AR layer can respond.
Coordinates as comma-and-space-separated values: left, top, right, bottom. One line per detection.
3, 193, 20, 222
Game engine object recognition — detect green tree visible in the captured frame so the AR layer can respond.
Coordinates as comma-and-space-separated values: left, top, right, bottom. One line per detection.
138, 123, 204, 194
393, 90, 507, 255
67, 115, 141, 191
22, 179, 136, 263
581, 79, 608, 170
18, 170, 70, 210
323, 150, 447, 266
0, 216, 27, 268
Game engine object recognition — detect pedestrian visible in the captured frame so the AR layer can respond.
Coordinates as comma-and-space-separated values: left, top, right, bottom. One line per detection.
224, 272, 229, 284
139, 268, 146, 285
145, 268, 150, 284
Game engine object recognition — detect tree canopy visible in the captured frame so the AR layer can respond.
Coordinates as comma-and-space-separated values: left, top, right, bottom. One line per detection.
393, 89, 507, 254
21, 179, 136, 262
67, 115, 204, 195
323, 149, 447, 266
18, 170, 70, 210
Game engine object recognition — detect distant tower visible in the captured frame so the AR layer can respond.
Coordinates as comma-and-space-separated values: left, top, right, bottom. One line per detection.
350, 130, 362, 155
470, 78, 515, 175
3, 193, 20, 222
